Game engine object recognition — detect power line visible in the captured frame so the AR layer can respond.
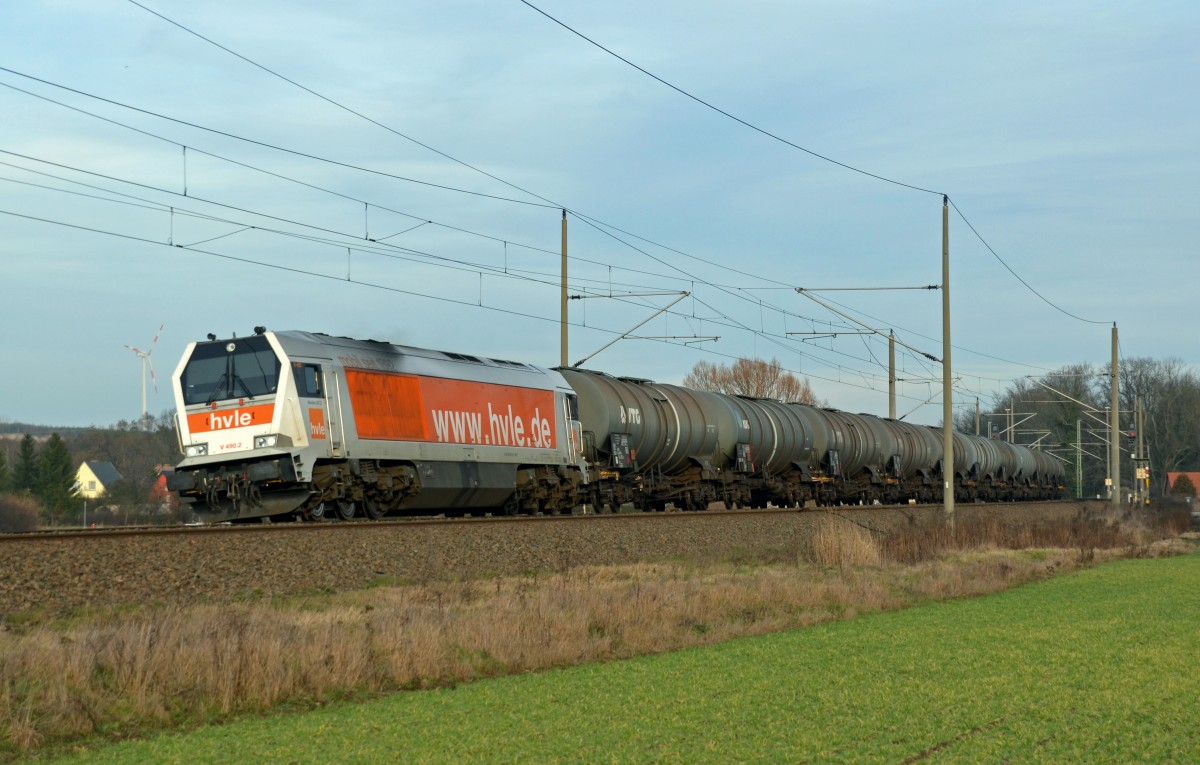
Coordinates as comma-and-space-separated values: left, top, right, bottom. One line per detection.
0, 157, 694, 300
1, 63, 1075, 376
516, 0, 944, 198
113, 5, 959, 312
0, 151, 907, 387
126, 0, 564, 211
947, 198, 1110, 325
0, 69, 555, 210
0, 145, 914, 390
1, 204, 949, 403
0, 77, 739, 288
0, 129, 1057, 406
2, 22, 1094, 395
0, 205, 667, 345
514, 2, 1113, 329
0, 70, 806, 293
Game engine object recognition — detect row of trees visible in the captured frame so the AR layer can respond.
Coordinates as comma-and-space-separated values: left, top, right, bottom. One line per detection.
957, 357, 1200, 498
0, 433, 74, 521
0, 413, 183, 528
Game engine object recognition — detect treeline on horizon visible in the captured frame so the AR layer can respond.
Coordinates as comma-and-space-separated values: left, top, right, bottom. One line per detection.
0, 412, 181, 530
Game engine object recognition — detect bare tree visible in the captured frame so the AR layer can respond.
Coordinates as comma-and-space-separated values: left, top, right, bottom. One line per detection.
977, 357, 1200, 498
1102, 357, 1200, 491
683, 357, 822, 404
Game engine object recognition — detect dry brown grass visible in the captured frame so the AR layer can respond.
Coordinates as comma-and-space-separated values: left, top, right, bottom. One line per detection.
807, 522, 882, 567
0, 509, 1192, 757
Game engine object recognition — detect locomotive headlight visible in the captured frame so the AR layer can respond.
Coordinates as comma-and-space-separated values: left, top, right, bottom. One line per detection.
254, 435, 279, 449
185, 443, 208, 457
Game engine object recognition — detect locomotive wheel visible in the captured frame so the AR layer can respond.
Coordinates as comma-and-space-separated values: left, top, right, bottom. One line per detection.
335, 500, 356, 520
305, 502, 326, 522
363, 496, 386, 520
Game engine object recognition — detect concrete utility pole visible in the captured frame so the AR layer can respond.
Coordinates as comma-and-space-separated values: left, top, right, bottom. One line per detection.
1111, 323, 1120, 507
941, 196, 954, 525
888, 331, 896, 419
1076, 418, 1083, 499
975, 397, 980, 436
560, 209, 568, 367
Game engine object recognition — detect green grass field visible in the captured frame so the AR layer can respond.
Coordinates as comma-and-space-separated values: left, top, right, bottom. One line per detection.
46, 553, 1200, 764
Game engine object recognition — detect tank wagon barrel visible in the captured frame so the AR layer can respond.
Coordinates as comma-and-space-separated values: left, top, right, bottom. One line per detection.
168, 329, 1065, 523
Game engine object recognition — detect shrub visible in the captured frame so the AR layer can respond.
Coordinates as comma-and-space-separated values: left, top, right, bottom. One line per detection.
1170, 473, 1196, 498
0, 493, 40, 532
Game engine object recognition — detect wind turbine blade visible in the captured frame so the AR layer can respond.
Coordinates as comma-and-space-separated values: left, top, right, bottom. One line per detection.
125, 345, 146, 355
149, 356, 158, 394
150, 323, 164, 350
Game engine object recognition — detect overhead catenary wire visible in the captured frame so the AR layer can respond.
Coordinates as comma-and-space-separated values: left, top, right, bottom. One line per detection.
947, 198, 1110, 325
0, 151, 922, 390
0, 149, 923, 393
516, 1, 1114, 328
0, 71, 555, 210
0, 67, 1080, 388
516, 0, 945, 198
0, 147, 1030, 418
125, 0, 568, 212
0, 205, 950, 403
0, 73, 807, 292
104, 6, 964, 321
1, 23, 1077, 414
0, 160, 699, 300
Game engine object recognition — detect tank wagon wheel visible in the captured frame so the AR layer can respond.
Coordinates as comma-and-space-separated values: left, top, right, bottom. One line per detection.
335, 500, 357, 521
363, 497, 386, 520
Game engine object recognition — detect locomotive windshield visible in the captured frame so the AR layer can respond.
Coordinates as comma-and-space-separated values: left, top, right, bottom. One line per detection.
180, 335, 282, 406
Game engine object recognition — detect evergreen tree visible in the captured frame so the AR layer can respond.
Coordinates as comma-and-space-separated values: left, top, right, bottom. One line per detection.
0, 448, 9, 492
1171, 473, 1196, 498
14, 434, 37, 492
37, 433, 76, 519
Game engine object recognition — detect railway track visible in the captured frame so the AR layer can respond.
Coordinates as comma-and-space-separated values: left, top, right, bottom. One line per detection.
0, 500, 1099, 618
0, 499, 1085, 544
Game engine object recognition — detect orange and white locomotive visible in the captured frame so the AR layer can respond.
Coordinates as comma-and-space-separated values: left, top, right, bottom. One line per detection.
169, 329, 587, 522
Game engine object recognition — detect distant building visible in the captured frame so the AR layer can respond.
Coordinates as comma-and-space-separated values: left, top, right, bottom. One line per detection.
75, 461, 123, 499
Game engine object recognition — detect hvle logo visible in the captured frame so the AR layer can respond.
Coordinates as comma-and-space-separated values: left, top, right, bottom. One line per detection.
208, 410, 255, 430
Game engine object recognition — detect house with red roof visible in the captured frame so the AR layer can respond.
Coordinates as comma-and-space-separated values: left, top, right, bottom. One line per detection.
1166, 472, 1200, 498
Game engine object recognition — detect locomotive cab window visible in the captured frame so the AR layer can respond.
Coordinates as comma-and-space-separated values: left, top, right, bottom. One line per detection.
292, 363, 324, 398
181, 335, 282, 406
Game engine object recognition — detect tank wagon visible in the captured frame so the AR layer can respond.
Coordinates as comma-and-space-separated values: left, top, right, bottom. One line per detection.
168, 329, 1065, 522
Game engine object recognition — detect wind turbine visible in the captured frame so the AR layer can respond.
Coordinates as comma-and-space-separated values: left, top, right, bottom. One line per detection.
125, 324, 163, 428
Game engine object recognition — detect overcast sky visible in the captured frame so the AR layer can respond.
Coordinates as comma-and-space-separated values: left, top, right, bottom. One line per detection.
1, 0, 1196, 428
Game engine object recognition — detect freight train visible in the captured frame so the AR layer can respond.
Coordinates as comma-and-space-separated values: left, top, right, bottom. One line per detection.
167, 329, 1066, 522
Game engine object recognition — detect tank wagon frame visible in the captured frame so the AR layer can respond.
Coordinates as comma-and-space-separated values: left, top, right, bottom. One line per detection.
168, 330, 1066, 522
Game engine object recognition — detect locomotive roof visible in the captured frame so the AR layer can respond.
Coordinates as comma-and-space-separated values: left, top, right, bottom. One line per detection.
270, 330, 558, 378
